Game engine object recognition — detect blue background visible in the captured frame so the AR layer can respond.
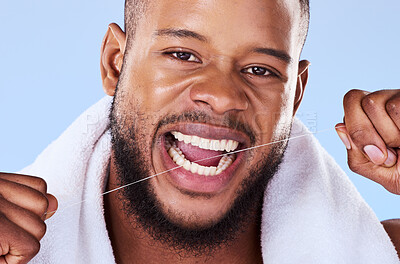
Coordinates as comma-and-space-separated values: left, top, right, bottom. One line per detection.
0, 0, 399, 220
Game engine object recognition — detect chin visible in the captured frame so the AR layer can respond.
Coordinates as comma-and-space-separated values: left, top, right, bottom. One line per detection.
109, 96, 290, 254
152, 183, 241, 229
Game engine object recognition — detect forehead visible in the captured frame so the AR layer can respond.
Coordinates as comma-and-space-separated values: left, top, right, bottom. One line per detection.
137, 0, 302, 57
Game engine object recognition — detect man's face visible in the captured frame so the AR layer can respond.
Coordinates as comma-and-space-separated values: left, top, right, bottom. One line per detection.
110, 0, 305, 252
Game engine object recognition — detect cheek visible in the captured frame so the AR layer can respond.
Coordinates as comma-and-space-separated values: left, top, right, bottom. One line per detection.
113, 93, 158, 153
250, 85, 295, 141
126, 61, 195, 113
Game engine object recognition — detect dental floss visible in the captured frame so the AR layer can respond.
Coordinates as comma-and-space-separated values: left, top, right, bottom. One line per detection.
46, 126, 342, 216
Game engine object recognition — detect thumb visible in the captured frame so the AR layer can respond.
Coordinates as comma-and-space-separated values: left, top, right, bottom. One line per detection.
335, 122, 370, 164
335, 123, 397, 168
335, 123, 400, 194
45, 193, 58, 220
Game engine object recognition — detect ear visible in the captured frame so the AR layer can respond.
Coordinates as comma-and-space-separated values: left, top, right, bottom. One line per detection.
100, 23, 126, 96
293, 60, 310, 115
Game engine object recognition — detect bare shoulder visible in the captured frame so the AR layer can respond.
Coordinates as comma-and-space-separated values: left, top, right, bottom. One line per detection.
381, 219, 400, 257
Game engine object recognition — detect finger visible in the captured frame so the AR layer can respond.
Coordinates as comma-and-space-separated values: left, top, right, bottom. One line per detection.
336, 123, 398, 167
361, 90, 400, 147
336, 124, 400, 194
44, 194, 58, 220
383, 148, 398, 168
394, 148, 400, 194
0, 199, 47, 241
343, 89, 388, 165
0, 178, 49, 218
336, 123, 370, 164
335, 123, 351, 150
386, 91, 400, 131
0, 216, 40, 264
0, 173, 47, 194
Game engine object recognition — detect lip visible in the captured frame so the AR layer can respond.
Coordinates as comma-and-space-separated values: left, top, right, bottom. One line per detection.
159, 123, 250, 145
155, 123, 250, 194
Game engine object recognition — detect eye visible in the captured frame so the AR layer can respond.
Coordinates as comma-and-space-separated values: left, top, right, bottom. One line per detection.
167, 51, 201, 63
241, 66, 272, 77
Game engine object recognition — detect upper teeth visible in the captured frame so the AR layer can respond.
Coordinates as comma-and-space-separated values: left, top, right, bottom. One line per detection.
168, 143, 235, 176
171, 131, 239, 152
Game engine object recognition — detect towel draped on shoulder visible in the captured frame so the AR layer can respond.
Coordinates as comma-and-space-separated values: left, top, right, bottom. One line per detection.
20, 96, 399, 264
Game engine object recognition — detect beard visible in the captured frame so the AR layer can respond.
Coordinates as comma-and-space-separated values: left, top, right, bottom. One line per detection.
109, 95, 290, 257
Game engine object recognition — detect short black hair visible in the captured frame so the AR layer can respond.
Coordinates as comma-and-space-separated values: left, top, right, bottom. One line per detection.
124, 0, 310, 49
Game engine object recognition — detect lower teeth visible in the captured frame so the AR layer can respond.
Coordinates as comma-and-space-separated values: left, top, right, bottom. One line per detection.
167, 143, 235, 176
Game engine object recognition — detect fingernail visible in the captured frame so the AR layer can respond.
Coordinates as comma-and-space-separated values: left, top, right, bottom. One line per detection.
336, 131, 351, 150
384, 149, 397, 167
363, 145, 385, 165
44, 210, 56, 220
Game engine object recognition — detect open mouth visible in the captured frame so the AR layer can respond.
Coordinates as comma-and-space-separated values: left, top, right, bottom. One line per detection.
165, 131, 241, 177
156, 123, 249, 193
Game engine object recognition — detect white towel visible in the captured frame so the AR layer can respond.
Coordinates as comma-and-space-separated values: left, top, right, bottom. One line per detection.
19, 96, 399, 264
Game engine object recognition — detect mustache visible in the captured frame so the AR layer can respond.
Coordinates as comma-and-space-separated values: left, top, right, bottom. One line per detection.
155, 111, 257, 146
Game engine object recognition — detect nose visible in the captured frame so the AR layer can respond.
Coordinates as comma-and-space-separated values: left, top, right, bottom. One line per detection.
189, 70, 249, 115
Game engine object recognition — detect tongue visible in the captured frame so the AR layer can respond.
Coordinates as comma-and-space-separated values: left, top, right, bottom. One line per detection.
177, 140, 224, 167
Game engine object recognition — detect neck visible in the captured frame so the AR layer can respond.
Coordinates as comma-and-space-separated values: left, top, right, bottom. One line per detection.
104, 159, 263, 264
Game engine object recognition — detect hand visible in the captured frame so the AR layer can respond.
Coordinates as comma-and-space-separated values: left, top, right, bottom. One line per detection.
0, 173, 58, 264
335, 89, 400, 195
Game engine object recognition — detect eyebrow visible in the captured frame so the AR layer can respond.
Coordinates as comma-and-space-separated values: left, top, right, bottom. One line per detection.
154, 28, 293, 64
252, 48, 293, 64
154, 28, 208, 42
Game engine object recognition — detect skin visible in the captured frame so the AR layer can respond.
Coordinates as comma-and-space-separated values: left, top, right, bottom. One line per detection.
0, 0, 399, 263
335, 89, 400, 256
102, 0, 308, 262
0, 173, 57, 264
